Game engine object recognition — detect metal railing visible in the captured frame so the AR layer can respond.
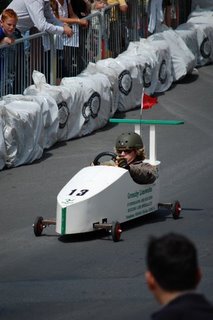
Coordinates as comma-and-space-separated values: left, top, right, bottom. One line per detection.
0, 0, 192, 97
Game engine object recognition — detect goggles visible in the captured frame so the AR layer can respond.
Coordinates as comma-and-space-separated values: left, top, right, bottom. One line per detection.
117, 149, 134, 155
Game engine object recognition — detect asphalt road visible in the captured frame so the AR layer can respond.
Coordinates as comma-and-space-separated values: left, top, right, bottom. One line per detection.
0, 64, 213, 320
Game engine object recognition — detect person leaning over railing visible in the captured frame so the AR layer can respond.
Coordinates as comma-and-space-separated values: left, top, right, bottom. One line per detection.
0, 8, 21, 44
0, 8, 22, 95
6, 0, 73, 37
50, 0, 88, 28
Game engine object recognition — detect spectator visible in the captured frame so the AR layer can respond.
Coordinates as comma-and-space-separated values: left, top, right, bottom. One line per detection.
0, 8, 21, 44
107, 0, 128, 13
50, 0, 89, 78
0, 9, 22, 94
163, 0, 180, 29
50, 0, 88, 28
163, 0, 172, 27
64, 0, 92, 75
70, 0, 91, 18
105, 0, 128, 57
145, 232, 213, 319
6, 0, 73, 37
90, 0, 107, 12
148, 0, 164, 34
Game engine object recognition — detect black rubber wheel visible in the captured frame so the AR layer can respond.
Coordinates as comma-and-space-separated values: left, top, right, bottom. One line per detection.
111, 221, 122, 242
33, 216, 44, 237
171, 201, 181, 219
93, 151, 117, 166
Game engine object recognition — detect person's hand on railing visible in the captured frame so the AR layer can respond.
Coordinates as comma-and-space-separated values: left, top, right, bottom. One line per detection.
63, 24, 74, 37
0, 36, 16, 45
78, 19, 89, 28
119, 4, 128, 13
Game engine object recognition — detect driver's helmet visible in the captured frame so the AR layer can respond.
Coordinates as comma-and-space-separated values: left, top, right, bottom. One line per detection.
115, 132, 143, 151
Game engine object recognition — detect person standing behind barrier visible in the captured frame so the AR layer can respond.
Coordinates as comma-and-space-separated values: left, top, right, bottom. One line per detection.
50, 0, 89, 78
0, 8, 20, 44
90, 0, 107, 12
6, 0, 73, 37
163, 0, 179, 29
148, 0, 164, 34
107, 0, 128, 13
105, 0, 128, 58
67, 0, 91, 75
70, 0, 91, 19
0, 9, 22, 94
145, 232, 213, 320
50, 0, 88, 28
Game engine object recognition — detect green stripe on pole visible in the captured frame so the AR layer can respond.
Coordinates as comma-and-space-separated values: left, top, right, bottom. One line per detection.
109, 118, 184, 125
61, 207, 67, 235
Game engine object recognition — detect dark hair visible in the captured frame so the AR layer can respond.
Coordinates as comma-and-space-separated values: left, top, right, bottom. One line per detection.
146, 233, 199, 291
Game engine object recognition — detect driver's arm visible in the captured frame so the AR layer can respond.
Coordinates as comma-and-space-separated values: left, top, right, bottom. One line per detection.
129, 162, 158, 185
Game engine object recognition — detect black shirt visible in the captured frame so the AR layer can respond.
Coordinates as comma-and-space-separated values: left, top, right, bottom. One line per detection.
152, 293, 213, 320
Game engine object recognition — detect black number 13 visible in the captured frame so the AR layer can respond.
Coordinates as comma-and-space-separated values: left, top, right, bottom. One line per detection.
69, 189, 89, 196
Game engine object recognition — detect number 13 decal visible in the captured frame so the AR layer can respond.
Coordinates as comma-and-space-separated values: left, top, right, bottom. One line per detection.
69, 189, 89, 196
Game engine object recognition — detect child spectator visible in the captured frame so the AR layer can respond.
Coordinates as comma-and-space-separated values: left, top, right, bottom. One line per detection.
6, 0, 73, 37
0, 8, 21, 44
0, 9, 22, 93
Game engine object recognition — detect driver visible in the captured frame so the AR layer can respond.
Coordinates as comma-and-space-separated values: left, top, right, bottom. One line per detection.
114, 132, 158, 184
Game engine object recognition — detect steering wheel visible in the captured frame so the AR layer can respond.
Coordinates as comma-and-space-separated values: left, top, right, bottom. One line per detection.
93, 151, 117, 166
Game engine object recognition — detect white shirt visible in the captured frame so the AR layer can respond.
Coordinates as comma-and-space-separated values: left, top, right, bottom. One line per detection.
57, 0, 70, 18
7, 0, 64, 35
148, 0, 164, 33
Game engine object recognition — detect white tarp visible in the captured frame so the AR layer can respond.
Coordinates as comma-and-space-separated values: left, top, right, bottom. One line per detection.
3, 94, 59, 149
123, 40, 159, 95
149, 29, 196, 81
24, 71, 73, 141
115, 52, 143, 108
139, 38, 173, 93
176, 23, 199, 65
1, 99, 46, 167
187, 10, 213, 66
191, 1, 213, 10
60, 71, 113, 137
95, 58, 138, 112
188, 8, 213, 23
0, 102, 6, 170
115, 51, 143, 110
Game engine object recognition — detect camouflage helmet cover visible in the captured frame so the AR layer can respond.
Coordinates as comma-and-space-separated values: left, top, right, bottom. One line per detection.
115, 132, 143, 150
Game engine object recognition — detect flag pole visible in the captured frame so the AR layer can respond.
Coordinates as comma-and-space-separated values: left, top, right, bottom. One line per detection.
139, 87, 145, 136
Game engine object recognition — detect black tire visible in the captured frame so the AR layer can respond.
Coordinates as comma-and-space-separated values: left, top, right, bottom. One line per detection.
171, 201, 181, 219
33, 216, 44, 237
111, 221, 122, 242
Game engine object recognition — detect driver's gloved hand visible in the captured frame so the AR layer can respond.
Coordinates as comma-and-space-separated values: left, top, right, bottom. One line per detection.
117, 157, 129, 170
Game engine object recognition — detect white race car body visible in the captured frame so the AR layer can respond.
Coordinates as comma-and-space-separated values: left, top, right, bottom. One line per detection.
56, 165, 159, 235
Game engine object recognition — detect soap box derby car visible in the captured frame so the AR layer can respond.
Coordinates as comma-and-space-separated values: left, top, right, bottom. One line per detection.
33, 118, 184, 242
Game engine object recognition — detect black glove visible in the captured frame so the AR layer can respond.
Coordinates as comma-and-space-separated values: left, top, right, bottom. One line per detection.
117, 157, 129, 170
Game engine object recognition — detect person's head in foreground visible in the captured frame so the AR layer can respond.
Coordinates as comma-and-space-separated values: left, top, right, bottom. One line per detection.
115, 132, 146, 165
145, 232, 201, 305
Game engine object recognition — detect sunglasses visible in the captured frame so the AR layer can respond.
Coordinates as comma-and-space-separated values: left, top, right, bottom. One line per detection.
117, 149, 133, 155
